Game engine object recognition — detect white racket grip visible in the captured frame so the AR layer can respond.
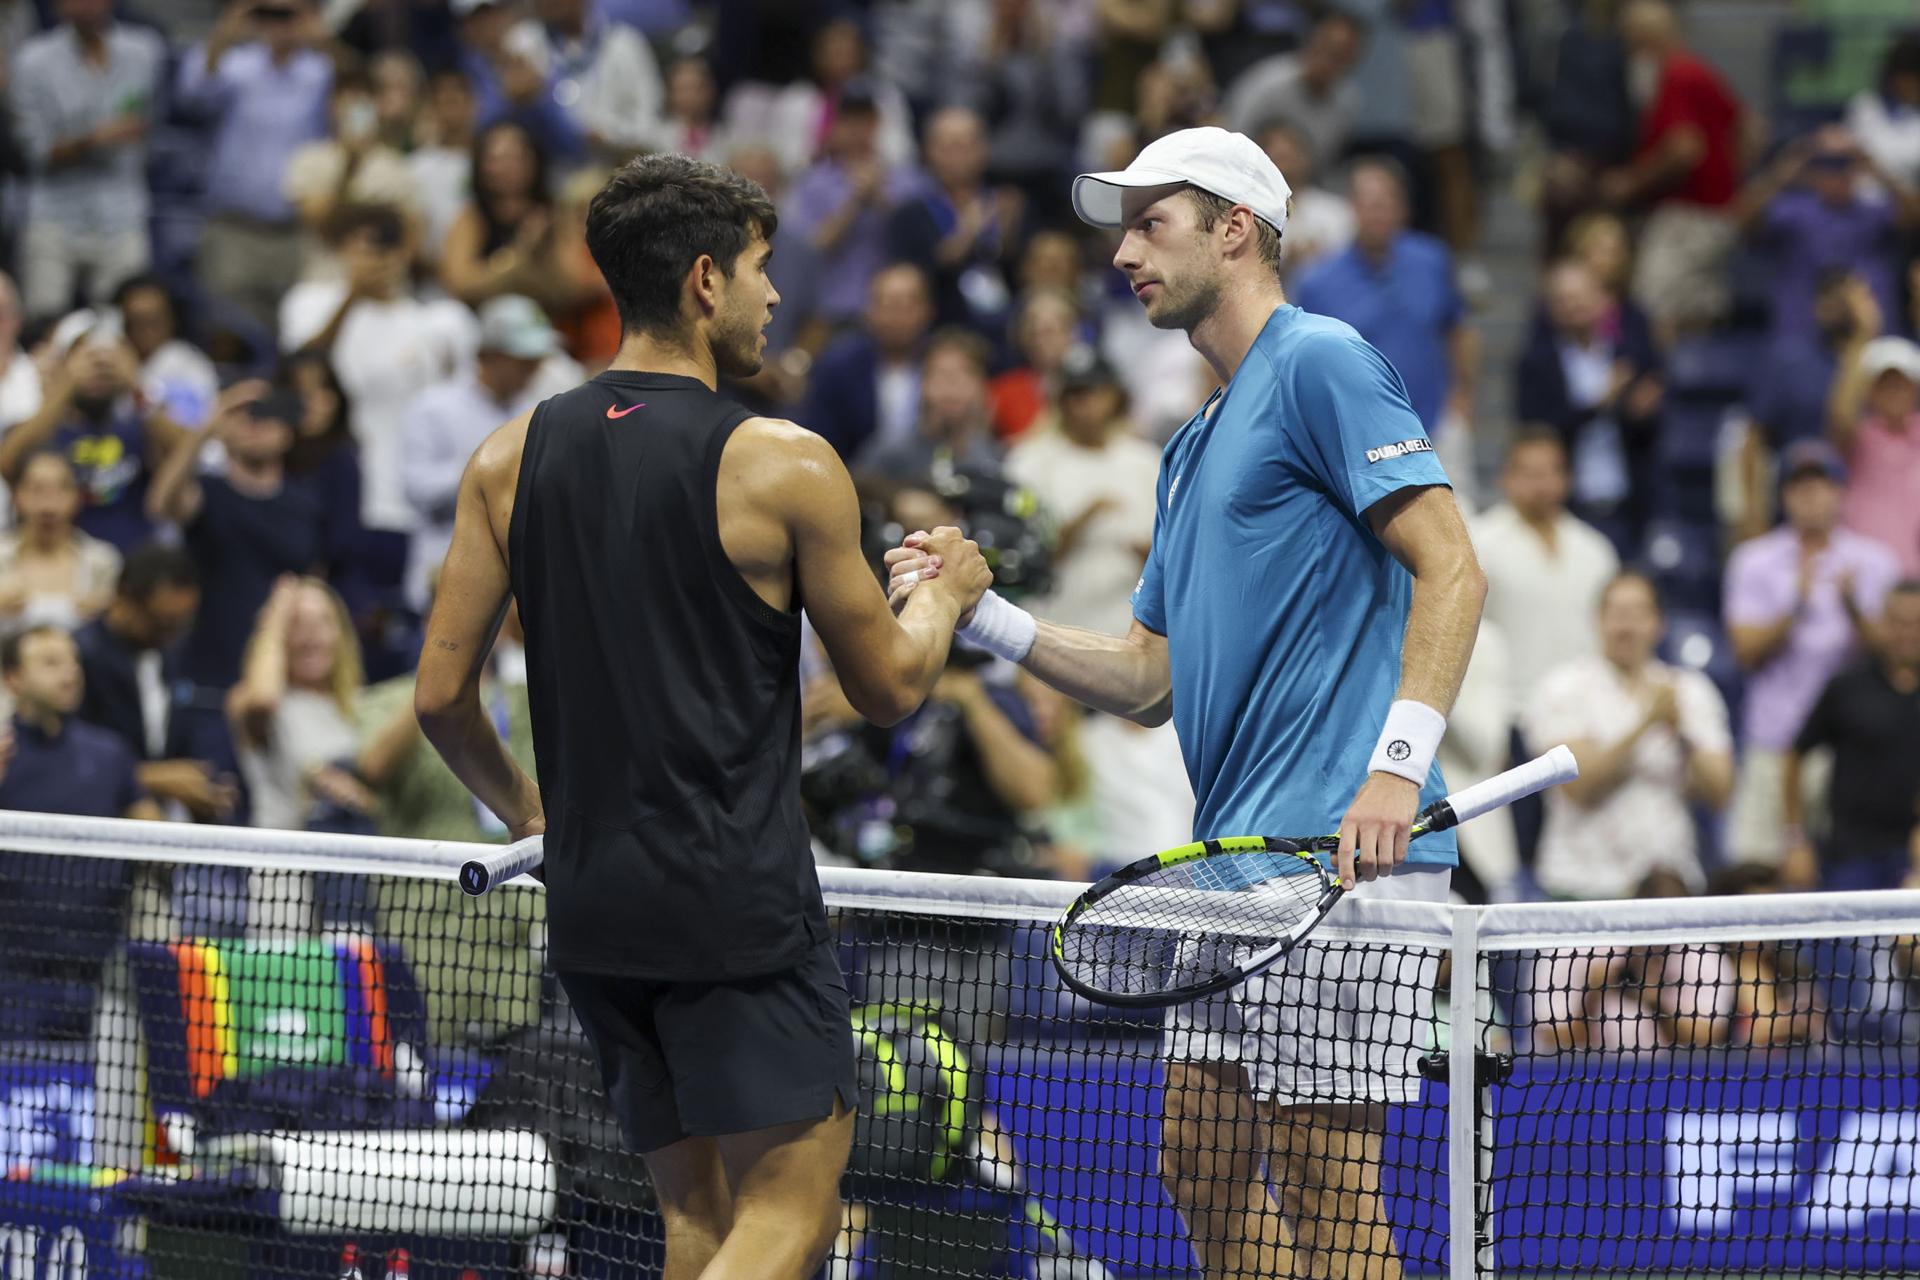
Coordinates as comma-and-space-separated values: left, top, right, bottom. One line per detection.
1439, 745, 1579, 827
459, 835, 545, 896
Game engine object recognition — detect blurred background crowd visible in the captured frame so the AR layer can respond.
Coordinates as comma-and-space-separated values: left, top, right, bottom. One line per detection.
0, 0, 1917, 937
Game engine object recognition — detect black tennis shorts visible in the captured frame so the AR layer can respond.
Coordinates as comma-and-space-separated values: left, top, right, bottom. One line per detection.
558, 937, 859, 1153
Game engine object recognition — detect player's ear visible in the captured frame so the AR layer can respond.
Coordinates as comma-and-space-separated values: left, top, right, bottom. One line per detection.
686, 251, 722, 320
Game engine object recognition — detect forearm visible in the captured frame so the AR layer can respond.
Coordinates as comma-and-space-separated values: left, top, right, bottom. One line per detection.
1828, 343, 1872, 438
1685, 749, 1735, 808
809, 197, 865, 253
357, 706, 422, 786
0, 386, 70, 482
1447, 327, 1479, 412
1023, 619, 1170, 724
1731, 616, 1796, 670
295, 294, 357, 356
1397, 555, 1486, 716
1560, 722, 1653, 806
875, 588, 967, 718
146, 429, 205, 523
418, 696, 543, 830
959, 695, 1058, 813
1781, 751, 1808, 832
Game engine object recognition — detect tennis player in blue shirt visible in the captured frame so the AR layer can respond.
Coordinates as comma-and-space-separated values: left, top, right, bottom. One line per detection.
888, 127, 1487, 1279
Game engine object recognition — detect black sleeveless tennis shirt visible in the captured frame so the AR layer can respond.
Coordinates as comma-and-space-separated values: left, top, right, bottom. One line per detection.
507, 370, 823, 981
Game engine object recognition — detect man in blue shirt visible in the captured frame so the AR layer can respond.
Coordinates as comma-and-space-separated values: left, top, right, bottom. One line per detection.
1293, 157, 1479, 439
888, 128, 1486, 1280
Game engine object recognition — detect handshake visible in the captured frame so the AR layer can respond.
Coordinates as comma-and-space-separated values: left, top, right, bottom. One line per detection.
882, 526, 993, 622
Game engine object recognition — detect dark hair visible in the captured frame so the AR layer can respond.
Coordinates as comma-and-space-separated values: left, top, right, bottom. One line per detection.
281, 352, 355, 474
1350, 153, 1414, 201
117, 543, 200, 603
110, 272, 176, 313
331, 64, 374, 97
1183, 188, 1286, 276
14, 448, 77, 487
1505, 424, 1567, 461
923, 327, 993, 377
585, 153, 779, 338
328, 201, 407, 249
1600, 568, 1663, 613
1889, 578, 1920, 601
1, 624, 70, 675
1881, 33, 1920, 90
472, 120, 552, 248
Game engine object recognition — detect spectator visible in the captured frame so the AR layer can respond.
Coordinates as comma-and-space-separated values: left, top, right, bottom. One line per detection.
805, 262, 935, 459
369, 49, 424, 153
7, 0, 163, 321
1600, 0, 1747, 340
988, 287, 1083, 442
1562, 209, 1640, 315
856, 328, 1003, 482
1472, 429, 1622, 712
948, 0, 1092, 216
1846, 34, 1920, 191
1004, 349, 1157, 638
453, 0, 584, 166
1525, 571, 1735, 899
507, 0, 663, 164
1440, 619, 1522, 902
649, 54, 729, 164
1736, 273, 1870, 541
1254, 118, 1355, 281
1539, 0, 1636, 251
357, 609, 539, 1044
1828, 333, 1920, 575
226, 576, 369, 934
439, 121, 575, 315
281, 203, 478, 575
0, 625, 160, 1041
74, 545, 238, 824
1731, 124, 1917, 345
409, 69, 480, 263
1724, 441, 1901, 868
112, 275, 219, 429
1786, 580, 1920, 891
1221, 10, 1365, 169
0, 273, 43, 527
785, 81, 910, 330
179, 0, 335, 334
281, 67, 418, 279
1515, 258, 1664, 554
0, 316, 190, 553
1294, 157, 1477, 445
740, 15, 916, 179
886, 106, 1022, 332
402, 296, 574, 610
281, 352, 365, 596
0, 451, 120, 631
148, 382, 325, 691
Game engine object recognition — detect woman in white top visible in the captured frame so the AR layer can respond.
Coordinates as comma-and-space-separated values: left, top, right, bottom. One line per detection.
1846, 36, 1920, 191
0, 452, 121, 631
228, 576, 373, 936
1524, 571, 1736, 899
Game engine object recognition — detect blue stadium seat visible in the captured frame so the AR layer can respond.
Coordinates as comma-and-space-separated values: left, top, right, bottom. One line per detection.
1660, 609, 1744, 728
1666, 335, 1762, 403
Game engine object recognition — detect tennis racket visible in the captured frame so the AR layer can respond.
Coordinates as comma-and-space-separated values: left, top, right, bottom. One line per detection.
459, 835, 545, 896
1050, 746, 1579, 1007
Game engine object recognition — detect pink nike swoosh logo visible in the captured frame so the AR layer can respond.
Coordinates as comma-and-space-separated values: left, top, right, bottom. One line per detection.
605, 402, 647, 419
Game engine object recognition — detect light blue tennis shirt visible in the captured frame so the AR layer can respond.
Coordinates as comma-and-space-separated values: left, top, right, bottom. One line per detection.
1132, 305, 1458, 866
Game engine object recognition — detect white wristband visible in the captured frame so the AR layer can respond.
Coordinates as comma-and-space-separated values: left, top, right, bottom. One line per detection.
955, 590, 1036, 664
1368, 700, 1446, 786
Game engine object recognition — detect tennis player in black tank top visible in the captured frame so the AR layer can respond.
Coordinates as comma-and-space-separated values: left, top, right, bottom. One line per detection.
414, 155, 992, 1280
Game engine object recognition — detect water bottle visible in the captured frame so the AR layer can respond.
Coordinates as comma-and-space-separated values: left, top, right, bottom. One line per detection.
336, 1242, 366, 1280
383, 1247, 411, 1280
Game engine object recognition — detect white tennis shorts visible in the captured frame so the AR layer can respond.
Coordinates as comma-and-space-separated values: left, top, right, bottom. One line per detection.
1164, 866, 1450, 1106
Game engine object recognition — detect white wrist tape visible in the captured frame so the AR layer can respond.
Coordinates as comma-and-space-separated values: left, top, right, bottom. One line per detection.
1368, 700, 1446, 786
955, 590, 1036, 664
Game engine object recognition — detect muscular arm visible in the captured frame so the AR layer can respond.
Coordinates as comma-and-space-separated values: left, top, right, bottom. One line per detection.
1368, 484, 1487, 717
1021, 618, 1173, 726
776, 428, 986, 725
414, 414, 545, 839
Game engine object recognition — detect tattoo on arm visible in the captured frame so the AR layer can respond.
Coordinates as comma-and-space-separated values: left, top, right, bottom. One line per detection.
435, 639, 460, 652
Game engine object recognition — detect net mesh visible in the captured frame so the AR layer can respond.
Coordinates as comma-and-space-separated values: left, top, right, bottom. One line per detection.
0, 821, 1917, 1279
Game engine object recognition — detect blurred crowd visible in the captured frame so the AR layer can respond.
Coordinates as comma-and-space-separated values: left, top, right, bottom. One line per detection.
0, 0, 1915, 950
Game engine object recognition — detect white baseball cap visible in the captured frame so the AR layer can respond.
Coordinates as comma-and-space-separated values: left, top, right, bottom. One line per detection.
1857, 335, 1920, 385
1073, 126, 1292, 236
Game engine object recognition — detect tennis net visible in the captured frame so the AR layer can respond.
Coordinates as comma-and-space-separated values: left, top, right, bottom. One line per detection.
0, 812, 1916, 1279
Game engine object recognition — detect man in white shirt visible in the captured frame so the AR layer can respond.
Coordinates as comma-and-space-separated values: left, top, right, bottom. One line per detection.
1470, 428, 1621, 708
1525, 571, 1735, 899
0, 274, 42, 530
279, 204, 479, 555
401, 296, 580, 609
1004, 349, 1159, 639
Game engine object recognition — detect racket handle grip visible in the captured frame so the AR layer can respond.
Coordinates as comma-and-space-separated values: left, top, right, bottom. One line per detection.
459, 835, 545, 896
1428, 745, 1579, 831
